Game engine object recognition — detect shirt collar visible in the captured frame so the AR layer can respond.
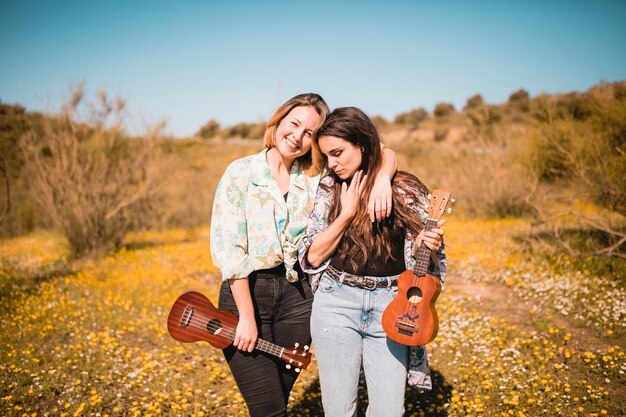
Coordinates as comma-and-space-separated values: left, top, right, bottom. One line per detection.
249, 149, 273, 186
249, 148, 307, 191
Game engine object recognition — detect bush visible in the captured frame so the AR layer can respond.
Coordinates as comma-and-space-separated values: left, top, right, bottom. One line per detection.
463, 94, 484, 111
433, 102, 455, 117
18, 86, 170, 258
393, 108, 428, 126
508, 89, 530, 112
0, 103, 49, 235
556, 93, 594, 121
222, 122, 265, 139
467, 105, 502, 127
522, 90, 626, 258
371, 115, 389, 130
196, 119, 220, 139
614, 83, 626, 101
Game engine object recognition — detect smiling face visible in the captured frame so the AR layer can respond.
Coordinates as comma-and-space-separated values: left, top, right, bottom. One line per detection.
318, 135, 363, 180
273, 105, 321, 162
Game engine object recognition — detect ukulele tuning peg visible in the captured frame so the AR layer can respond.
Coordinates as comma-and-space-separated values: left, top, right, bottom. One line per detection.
427, 193, 432, 199
285, 364, 292, 370
294, 342, 300, 348
304, 345, 310, 351
450, 198, 456, 205
295, 368, 301, 373
447, 208, 452, 213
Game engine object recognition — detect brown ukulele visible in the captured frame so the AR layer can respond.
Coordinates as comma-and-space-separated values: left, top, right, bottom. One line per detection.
167, 291, 312, 372
382, 189, 452, 346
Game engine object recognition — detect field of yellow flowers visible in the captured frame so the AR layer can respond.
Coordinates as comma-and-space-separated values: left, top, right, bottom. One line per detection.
1, 219, 624, 417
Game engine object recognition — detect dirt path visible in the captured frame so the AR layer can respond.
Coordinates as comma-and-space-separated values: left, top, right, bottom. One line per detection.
444, 270, 612, 351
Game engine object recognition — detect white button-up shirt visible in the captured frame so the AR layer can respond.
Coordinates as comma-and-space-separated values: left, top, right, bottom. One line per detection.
210, 149, 321, 282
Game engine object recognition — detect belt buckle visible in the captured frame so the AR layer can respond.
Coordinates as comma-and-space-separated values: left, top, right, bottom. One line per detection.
362, 277, 377, 290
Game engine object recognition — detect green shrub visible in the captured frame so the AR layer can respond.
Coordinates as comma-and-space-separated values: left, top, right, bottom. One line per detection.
614, 83, 626, 101
433, 102, 455, 117
463, 94, 484, 111
196, 119, 220, 139
508, 88, 530, 111
0, 103, 49, 235
393, 108, 428, 126
222, 122, 265, 139
522, 87, 626, 257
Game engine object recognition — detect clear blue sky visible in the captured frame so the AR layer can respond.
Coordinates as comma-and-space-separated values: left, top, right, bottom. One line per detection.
1, 0, 625, 137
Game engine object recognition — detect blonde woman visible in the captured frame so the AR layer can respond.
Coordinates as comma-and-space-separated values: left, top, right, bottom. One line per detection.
210, 94, 398, 416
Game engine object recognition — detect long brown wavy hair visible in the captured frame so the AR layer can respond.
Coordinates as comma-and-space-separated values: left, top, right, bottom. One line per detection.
314, 107, 430, 271
263, 93, 330, 175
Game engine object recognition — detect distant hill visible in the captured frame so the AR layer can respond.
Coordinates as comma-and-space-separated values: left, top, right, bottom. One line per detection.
2, 80, 624, 247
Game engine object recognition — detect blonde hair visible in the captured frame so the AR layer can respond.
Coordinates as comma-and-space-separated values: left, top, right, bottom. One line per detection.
263, 93, 329, 175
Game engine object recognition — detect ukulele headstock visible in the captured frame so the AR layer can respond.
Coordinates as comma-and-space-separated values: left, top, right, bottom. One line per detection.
281, 342, 312, 372
427, 189, 454, 221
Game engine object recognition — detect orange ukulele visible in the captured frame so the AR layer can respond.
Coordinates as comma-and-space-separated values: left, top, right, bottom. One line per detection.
382, 189, 452, 346
167, 291, 312, 372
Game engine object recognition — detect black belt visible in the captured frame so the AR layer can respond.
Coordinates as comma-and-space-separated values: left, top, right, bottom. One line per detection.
325, 265, 400, 291
249, 264, 285, 280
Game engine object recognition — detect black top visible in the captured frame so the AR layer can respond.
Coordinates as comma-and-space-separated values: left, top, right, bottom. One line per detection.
329, 226, 406, 277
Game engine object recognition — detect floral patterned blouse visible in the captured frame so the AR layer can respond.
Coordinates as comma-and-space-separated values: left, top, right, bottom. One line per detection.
210, 149, 320, 282
297, 172, 447, 391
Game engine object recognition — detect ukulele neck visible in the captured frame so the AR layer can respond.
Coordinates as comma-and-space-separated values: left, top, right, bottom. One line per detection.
414, 218, 437, 276
256, 339, 285, 359
221, 327, 284, 359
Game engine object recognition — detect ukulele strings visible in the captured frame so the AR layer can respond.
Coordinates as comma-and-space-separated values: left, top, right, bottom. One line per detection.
407, 218, 436, 311
185, 316, 286, 358
414, 218, 436, 274
181, 312, 287, 357
184, 312, 236, 339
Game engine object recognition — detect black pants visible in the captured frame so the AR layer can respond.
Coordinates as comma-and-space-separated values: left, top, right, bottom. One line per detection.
218, 264, 313, 417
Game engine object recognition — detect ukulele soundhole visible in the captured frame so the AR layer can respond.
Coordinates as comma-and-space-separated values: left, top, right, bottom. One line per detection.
207, 319, 224, 336
407, 287, 423, 303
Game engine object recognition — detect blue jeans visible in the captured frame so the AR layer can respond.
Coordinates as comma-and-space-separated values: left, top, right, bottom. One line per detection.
311, 271, 409, 417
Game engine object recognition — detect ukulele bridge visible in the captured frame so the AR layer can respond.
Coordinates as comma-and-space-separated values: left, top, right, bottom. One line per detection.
395, 319, 417, 335
180, 305, 194, 328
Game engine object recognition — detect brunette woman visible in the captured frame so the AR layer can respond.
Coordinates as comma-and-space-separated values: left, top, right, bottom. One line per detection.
299, 107, 446, 416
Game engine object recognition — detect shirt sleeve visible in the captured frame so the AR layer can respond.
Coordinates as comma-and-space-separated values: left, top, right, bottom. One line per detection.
298, 175, 335, 275
210, 160, 254, 281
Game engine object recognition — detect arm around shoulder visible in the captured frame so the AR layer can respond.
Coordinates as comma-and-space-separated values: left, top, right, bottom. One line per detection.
368, 146, 398, 221
380, 146, 398, 178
